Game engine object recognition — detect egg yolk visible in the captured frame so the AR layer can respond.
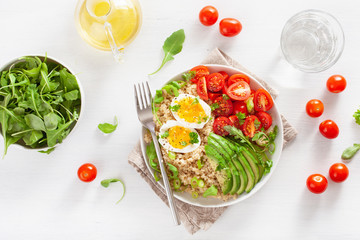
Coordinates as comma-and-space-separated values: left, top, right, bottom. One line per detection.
175, 97, 207, 123
168, 126, 191, 149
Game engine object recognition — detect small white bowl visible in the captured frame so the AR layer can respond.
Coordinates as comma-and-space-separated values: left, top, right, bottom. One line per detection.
0, 55, 84, 152
140, 64, 283, 208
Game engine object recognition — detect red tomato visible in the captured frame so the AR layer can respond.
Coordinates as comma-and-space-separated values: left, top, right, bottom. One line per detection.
218, 71, 229, 81
306, 99, 324, 118
213, 117, 232, 136
243, 115, 262, 138
197, 76, 208, 100
329, 163, 349, 182
226, 81, 251, 101
228, 73, 250, 85
219, 18, 242, 37
319, 120, 339, 139
208, 92, 222, 102
327, 75, 346, 93
206, 73, 225, 92
190, 65, 210, 83
212, 95, 233, 117
78, 163, 97, 182
199, 6, 219, 26
306, 174, 328, 194
233, 101, 248, 115
256, 112, 272, 130
229, 115, 243, 129
254, 89, 274, 112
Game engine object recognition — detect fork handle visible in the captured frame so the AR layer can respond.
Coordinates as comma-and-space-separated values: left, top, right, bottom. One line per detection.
150, 132, 181, 225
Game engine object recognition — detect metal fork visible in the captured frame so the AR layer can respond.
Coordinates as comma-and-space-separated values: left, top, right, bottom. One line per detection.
134, 81, 181, 226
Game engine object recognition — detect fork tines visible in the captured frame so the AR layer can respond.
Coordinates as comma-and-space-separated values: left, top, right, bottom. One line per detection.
134, 81, 152, 110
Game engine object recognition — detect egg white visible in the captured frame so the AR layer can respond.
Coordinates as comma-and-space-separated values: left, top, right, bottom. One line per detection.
158, 120, 201, 153
170, 94, 211, 129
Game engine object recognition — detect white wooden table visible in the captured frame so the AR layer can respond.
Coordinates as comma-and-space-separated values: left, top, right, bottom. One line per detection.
1, 0, 360, 239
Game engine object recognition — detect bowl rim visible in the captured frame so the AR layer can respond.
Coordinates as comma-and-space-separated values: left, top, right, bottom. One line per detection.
0, 54, 85, 151
140, 64, 284, 208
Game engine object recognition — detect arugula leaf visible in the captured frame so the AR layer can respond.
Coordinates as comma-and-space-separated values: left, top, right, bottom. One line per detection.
38, 147, 55, 154
63, 90, 79, 101
98, 116, 118, 134
44, 112, 59, 131
100, 178, 126, 204
162, 84, 179, 97
342, 143, 360, 160
24, 114, 46, 131
150, 29, 185, 75
354, 108, 360, 125
189, 132, 199, 144
224, 125, 256, 152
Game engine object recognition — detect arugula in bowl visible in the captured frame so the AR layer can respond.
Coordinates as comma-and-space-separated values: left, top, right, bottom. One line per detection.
0, 55, 82, 157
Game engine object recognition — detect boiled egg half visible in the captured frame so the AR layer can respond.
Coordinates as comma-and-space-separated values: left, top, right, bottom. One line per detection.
158, 120, 201, 153
170, 94, 211, 129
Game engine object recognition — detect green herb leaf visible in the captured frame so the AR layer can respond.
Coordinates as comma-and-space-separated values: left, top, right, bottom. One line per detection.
268, 126, 278, 143
38, 147, 55, 154
222, 94, 230, 100
236, 112, 246, 120
160, 131, 169, 138
203, 185, 218, 197
167, 163, 179, 179
98, 116, 118, 134
100, 178, 126, 204
342, 143, 360, 160
162, 84, 179, 97
254, 119, 261, 128
182, 71, 196, 81
224, 125, 256, 152
189, 132, 199, 144
354, 108, 360, 125
150, 29, 185, 75
191, 97, 199, 105
211, 103, 219, 111
180, 141, 187, 146
169, 104, 181, 112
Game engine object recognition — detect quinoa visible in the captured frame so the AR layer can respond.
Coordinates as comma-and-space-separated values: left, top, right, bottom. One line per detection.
144, 82, 235, 201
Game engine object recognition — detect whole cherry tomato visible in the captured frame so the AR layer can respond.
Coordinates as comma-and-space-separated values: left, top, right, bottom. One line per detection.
329, 163, 349, 182
319, 120, 339, 139
219, 18, 242, 37
306, 174, 328, 194
78, 163, 97, 182
199, 6, 219, 26
306, 99, 324, 118
327, 75, 346, 93
213, 116, 232, 136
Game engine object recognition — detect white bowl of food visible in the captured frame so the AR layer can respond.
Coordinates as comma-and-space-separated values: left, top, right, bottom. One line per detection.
140, 64, 283, 207
0, 55, 84, 156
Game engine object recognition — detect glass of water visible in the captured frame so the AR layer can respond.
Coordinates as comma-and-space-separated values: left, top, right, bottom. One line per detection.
280, 10, 344, 72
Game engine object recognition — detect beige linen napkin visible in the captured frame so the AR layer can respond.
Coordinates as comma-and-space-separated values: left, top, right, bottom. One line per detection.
128, 48, 297, 234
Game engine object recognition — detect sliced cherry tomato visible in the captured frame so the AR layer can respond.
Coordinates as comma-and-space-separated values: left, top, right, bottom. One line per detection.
212, 95, 233, 117
256, 111, 272, 130
78, 163, 97, 182
208, 92, 222, 102
213, 116, 232, 136
243, 115, 262, 138
218, 71, 229, 81
254, 88, 274, 112
228, 73, 250, 85
206, 73, 225, 92
233, 101, 248, 116
197, 76, 208, 100
190, 65, 210, 83
306, 99, 324, 118
327, 75, 346, 93
306, 174, 328, 194
226, 81, 251, 101
219, 18, 242, 37
329, 163, 349, 182
319, 120, 339, 139
199, 6, 219, 26
229, 115, 243, 129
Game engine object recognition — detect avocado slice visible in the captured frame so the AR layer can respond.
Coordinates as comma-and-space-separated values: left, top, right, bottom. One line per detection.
208, 136, 240, 195
204, 144, 233, 195
241, 148, 260, 183
237, 153, 256, 193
